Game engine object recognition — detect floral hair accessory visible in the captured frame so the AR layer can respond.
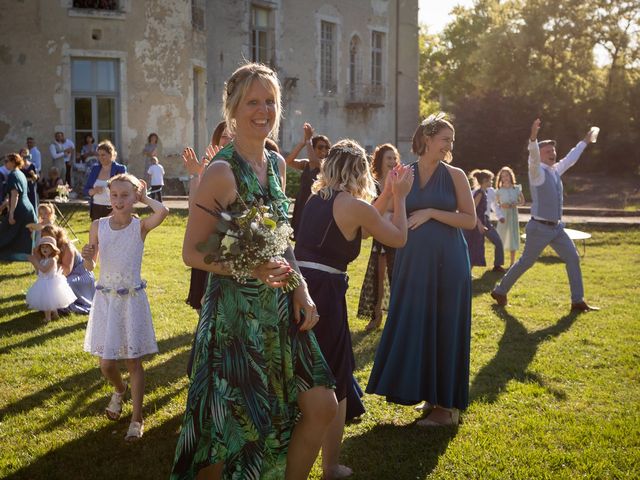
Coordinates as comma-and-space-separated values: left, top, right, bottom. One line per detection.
331, 143, 366, 158
421, 112, 448, 135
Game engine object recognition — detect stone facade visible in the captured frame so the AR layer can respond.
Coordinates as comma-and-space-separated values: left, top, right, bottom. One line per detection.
0, 0, 418, 181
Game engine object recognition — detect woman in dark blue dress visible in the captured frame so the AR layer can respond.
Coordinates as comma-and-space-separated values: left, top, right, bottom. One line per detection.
296, 139, 413, 478
0, 153, 38, 261
366, 114, 476, 426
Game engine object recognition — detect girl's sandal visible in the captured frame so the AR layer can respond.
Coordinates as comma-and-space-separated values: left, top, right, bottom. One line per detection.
125, 421, 144, 441
416, 407, 460, 427
105, 383, 128, 421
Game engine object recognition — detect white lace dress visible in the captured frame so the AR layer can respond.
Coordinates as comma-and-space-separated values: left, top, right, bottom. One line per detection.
83, 217, 158, 359
26, 258, 77, 311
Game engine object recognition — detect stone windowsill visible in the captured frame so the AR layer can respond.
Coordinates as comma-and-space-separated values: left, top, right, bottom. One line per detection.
68, 8, 126, 20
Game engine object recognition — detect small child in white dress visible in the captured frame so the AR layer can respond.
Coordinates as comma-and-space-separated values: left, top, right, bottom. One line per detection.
82, 173, 169, 441
26, 236, 76, 322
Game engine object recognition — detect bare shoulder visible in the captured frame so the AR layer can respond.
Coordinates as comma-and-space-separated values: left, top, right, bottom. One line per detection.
443, 163, 467, 180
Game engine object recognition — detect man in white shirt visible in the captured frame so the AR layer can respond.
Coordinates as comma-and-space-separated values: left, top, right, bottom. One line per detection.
49, 131, 75, 186
26, 137, 42, 173
147, 156, 165, 202
491, 118, 599, 313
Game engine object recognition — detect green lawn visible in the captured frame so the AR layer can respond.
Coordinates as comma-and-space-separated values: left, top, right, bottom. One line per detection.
1, 210, 639, 479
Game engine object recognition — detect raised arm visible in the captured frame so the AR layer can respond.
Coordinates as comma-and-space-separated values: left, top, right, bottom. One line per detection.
139, 179, 170, 239
555, 128, 592, 176
528, 118, 544, 187
284, 123, 314, 171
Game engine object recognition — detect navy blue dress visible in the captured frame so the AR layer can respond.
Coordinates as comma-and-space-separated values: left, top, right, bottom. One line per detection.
366, 162, 472, 410
295, 190, 365, 419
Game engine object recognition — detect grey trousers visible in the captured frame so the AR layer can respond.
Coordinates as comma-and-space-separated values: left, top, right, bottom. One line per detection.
494, 220, 584, 303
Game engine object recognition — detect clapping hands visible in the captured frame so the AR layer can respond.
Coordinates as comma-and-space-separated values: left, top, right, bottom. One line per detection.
389, 164, 414, 197
183, 144, 222, 178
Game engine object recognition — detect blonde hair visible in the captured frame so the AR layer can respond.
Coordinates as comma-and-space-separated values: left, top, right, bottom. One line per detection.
412, 114, 455, 161
469, 169, 494, 189
223, 63, 282, 140
312, 139, 377, 202
495, 166, 517, 189
38, 203, 56, 223
107, 173, 141, 190
97, 140, 117, 160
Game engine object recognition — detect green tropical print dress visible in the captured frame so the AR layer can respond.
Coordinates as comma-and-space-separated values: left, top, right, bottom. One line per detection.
170, 144, 335, 480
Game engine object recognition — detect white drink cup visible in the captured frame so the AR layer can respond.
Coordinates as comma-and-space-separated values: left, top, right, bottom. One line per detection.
589, 126, 600, 143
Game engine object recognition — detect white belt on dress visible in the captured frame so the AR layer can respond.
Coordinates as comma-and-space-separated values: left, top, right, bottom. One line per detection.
297, 261, 346, 275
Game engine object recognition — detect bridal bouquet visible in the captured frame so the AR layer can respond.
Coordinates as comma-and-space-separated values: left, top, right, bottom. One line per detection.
196, 198, 301, 291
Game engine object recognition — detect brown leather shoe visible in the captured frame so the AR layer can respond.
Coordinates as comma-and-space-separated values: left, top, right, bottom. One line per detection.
491, 290, 508, 306
571, 301, 600, 313
491, 266, 507, 273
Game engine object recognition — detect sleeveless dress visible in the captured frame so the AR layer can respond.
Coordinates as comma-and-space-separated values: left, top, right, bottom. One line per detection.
83, 217, 157, 359
291, 162, 319, 239
64, 250, 96, 315
496, 185, 522, 251
357, 183, 396, 321
26, 258, 77, 311
366, 161, 472, 410
294, 190, 365, 420
463, 188, 488, 267
171, 145, 334, 480
0, 170, 37, 261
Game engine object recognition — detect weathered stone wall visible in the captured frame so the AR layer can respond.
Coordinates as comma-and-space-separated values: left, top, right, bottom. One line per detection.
0, 0, 206, 179
1, 0, 417, 181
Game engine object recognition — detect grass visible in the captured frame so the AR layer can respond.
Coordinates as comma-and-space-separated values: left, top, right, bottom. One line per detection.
1, 210, 639, 479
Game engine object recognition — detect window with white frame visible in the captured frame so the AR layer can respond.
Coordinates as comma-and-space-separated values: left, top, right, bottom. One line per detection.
251, 6, 273, 64
371, 30, 385, 86
321, 21, 337, 94
71, 58, 119, 152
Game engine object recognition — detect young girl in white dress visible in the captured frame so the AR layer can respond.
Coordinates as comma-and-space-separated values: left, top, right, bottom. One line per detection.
495, 166, 525, 266
26, 236, 77, 322
82, 173, 169, 441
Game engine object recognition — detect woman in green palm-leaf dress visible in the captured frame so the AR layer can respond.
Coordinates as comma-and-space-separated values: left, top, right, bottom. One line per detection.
171, 63, 337, 480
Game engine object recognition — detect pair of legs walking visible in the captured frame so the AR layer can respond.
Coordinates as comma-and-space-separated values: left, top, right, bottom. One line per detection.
493, 221, 584, 303
100, 357, 145, 439
197, 386, 339, 480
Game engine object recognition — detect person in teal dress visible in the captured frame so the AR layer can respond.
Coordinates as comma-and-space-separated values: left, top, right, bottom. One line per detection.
0, 153, 38, 261
171, 63, 337, 480
495, 166, 524, 267
366, 114, 477, 427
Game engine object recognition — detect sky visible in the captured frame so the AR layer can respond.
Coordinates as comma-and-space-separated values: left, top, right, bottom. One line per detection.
418, 0, 475, 33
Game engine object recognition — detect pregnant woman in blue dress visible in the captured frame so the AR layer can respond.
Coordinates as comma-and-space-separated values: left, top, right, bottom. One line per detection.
366, 114, 476, 426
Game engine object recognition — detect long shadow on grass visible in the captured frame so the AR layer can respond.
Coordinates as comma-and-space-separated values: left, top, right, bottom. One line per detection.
0, 309, 45, 335
341, 422, 457, 479
469, 306, 579, 404
0, 332, 193, 424
0, 318, 86, 355
0, 271, 31, 282
4, 412, 183, 479
471, 269, 504, 297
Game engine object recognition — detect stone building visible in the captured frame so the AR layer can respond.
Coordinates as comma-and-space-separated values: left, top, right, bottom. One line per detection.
0, 0, 419, 181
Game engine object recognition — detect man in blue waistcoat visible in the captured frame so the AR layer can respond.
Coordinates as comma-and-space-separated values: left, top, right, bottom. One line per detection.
491, 118, 599, 313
